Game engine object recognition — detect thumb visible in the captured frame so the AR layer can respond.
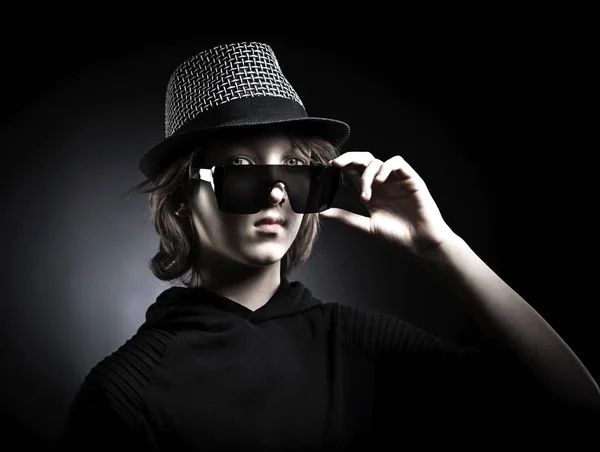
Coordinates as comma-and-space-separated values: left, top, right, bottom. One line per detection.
319, 207, 371, 234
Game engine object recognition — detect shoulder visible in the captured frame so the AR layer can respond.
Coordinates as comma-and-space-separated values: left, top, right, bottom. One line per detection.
67, 327, 178, 427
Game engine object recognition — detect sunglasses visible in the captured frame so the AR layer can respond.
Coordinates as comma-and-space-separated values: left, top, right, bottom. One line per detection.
190, 164, 344, 214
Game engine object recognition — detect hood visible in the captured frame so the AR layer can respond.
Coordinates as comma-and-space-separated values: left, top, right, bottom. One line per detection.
140, 276, 322, 331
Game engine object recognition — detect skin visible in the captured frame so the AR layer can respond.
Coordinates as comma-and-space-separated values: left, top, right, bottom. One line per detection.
179, 132, 310, 312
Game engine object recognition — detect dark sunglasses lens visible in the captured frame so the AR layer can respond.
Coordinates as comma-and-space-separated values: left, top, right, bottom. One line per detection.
213, 165, 341, 214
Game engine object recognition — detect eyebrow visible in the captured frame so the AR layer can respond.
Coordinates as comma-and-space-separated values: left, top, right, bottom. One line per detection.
217, 147, 308, 159
203, 140, 310, 165
222, 143, 304, 154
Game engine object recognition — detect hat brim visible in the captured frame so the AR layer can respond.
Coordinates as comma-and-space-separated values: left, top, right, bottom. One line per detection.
138, 116, 351, 181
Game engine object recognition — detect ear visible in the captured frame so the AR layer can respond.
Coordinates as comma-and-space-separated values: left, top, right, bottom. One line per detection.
175, 202, 191, 217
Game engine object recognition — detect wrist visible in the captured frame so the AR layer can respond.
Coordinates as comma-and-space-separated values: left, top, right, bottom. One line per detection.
408, 223, 460, 259
411, 230, 465, 264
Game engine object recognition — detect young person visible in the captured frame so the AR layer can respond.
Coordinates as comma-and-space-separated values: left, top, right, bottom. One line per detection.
61, 41, 599, 451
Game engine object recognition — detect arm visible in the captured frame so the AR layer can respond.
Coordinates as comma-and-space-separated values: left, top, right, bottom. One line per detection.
60, 333, 162, 450
61, 387, 144, 450
414, 232, 600, 408
323, 151, 600, 409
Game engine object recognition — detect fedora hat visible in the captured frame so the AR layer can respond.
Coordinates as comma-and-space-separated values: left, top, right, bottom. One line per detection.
138, 41, 351, 181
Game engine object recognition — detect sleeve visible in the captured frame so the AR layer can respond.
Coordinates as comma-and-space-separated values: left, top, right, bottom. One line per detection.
335, 303, 559, 417
60, 374, 149, 451
59, 327, 174, 450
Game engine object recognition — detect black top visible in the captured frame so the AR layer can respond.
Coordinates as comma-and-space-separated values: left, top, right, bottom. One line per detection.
60, 277, 552, 451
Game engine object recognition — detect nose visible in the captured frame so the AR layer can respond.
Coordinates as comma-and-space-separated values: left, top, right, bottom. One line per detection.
268, 182, 288, 206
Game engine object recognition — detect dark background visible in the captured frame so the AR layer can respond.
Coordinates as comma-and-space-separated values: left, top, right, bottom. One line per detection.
1, 15, 596, 446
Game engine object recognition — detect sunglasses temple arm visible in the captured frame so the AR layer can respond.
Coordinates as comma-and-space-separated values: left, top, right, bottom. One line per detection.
197, 168, 216, 193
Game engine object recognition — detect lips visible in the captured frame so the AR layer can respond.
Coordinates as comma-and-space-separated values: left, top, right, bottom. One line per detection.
255, 216, 284, 226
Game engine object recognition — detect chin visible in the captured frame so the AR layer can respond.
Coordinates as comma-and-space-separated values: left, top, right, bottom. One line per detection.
238, 246, 289, 267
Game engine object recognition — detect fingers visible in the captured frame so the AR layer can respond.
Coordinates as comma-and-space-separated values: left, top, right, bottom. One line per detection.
318, 207, 371, 234
376, 155, 423, 186
328, 151, 374, 168
328, 151, 382, 201
360, 159, 384, 201
329, 152, 424, 201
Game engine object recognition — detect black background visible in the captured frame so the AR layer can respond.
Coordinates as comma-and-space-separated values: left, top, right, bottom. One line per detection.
1, 15, 596, 446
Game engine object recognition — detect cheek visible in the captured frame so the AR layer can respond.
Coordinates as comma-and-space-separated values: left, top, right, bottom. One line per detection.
289, 214, 306, 234
189, 186, 221, 234
196, 183, 216, 208
189, 183, 222, 218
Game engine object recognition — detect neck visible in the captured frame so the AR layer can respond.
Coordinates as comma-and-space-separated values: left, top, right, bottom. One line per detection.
194, 252, 283, 312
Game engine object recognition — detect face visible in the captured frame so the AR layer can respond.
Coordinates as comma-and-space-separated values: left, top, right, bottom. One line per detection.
188, 132, 310, 272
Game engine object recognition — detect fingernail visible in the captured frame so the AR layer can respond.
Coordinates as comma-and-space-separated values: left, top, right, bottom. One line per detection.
361, 191, 368, 200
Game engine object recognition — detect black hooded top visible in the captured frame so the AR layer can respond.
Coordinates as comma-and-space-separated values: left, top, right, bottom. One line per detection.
60, 277, 551, 451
